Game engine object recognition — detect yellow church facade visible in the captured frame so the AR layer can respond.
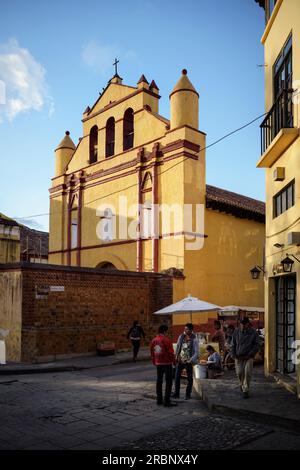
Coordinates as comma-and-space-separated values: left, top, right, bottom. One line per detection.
255, 0, 300, 397
49, 69, 265, 328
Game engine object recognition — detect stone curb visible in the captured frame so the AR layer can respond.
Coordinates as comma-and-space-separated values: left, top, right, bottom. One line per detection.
194, 379, 300, 433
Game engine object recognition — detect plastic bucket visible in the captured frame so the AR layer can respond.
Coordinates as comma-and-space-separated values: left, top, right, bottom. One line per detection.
194, 364, 207, 379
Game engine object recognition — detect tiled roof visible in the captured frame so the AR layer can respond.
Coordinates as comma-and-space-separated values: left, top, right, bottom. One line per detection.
206, 185, 265, 222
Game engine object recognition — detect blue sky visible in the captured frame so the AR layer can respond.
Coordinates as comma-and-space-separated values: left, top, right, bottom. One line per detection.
0, 0, 265, 231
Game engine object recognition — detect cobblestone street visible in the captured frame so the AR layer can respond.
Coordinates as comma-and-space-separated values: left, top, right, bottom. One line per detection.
0, 362, 300, 450
115, 414, 271, 450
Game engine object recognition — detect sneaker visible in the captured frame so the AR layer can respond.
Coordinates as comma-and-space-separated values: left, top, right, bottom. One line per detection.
185, 395, 191, 400
164, 401, 178, 407
242, 391, 249, 399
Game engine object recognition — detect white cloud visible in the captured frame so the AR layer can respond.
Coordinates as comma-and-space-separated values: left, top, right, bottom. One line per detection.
0, 38, 54, 122
81, 40, 136, 75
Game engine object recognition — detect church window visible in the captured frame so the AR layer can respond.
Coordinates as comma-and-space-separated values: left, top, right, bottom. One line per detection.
89, 125, 98, 163
70, 194, 79, 249
141, 200, 152, 239
123, 108, 134, 151
71, 218, 78, 249
106, 117, 115, 157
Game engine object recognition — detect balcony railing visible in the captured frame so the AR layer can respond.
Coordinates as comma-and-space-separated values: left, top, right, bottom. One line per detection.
260, 89, 294, 155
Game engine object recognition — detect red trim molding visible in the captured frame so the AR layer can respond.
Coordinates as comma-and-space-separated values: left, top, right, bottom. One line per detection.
169, 88, 199, 99
77, 184, 83, 267
166, 124, 206, 136
82, 88, 160, 123
162, 139, 200, 155
50, 138, 200, 194
137, 164, 143, 272
50, 148, 199, 199
152, 160, 159, 272
49, 184, 67, 194
49, 231, 207, 255
86, 159, 137, 182
163, 151, 199, 162
67, 190, 72, 265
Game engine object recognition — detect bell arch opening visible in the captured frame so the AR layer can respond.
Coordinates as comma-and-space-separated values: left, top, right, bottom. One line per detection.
97, 261, 118, 270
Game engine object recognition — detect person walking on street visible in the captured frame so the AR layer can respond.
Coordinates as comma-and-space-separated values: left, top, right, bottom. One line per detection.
127, 320, 145, 362
211, 320, 226, 353
231, 317, 259, 399
173, 323, 199, 400
150, 324, 177, 407
225, 324, 235, 349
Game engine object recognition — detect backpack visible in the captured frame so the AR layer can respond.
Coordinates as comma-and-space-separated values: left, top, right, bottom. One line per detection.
130, 326, 141, 339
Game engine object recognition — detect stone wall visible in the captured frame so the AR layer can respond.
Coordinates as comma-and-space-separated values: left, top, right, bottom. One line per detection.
0, 263, 173, 363
0, 271, 22, 361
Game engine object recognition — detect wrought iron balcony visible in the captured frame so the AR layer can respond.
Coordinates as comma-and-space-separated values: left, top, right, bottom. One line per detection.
260, 89, 294, 155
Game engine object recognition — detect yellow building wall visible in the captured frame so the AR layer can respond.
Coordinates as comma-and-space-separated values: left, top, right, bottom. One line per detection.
258, 0, 300, 396
172, 209, 265, 326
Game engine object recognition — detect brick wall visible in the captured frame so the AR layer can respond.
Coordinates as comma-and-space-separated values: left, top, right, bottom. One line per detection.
0, 263, 173, 362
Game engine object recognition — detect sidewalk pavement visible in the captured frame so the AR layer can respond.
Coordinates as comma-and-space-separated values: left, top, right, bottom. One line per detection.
0, 347, 151, 376
193, 365, 300, 432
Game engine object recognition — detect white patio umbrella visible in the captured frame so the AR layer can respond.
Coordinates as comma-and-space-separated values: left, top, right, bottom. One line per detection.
153, 294, 221, 322
218, 305, 264, 316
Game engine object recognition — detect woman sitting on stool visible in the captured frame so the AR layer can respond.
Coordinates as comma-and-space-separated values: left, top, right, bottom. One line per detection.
201, 345, 222, 378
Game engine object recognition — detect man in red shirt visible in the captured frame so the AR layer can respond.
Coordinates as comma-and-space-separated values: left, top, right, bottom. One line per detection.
150, 325, 177, 407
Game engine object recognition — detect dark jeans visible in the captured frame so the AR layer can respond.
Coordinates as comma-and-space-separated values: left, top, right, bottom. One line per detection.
175, 362, 193, 398
156, 364, 173, 404
131, 340, 140, 359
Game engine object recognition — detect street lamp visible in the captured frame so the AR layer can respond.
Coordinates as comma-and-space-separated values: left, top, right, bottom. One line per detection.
281, 256, 294, 273
250, 266, 264, 280
281, 254, 300, 273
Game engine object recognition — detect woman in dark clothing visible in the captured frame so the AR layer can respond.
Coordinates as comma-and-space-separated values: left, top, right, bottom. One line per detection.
127, 320, 145, 362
